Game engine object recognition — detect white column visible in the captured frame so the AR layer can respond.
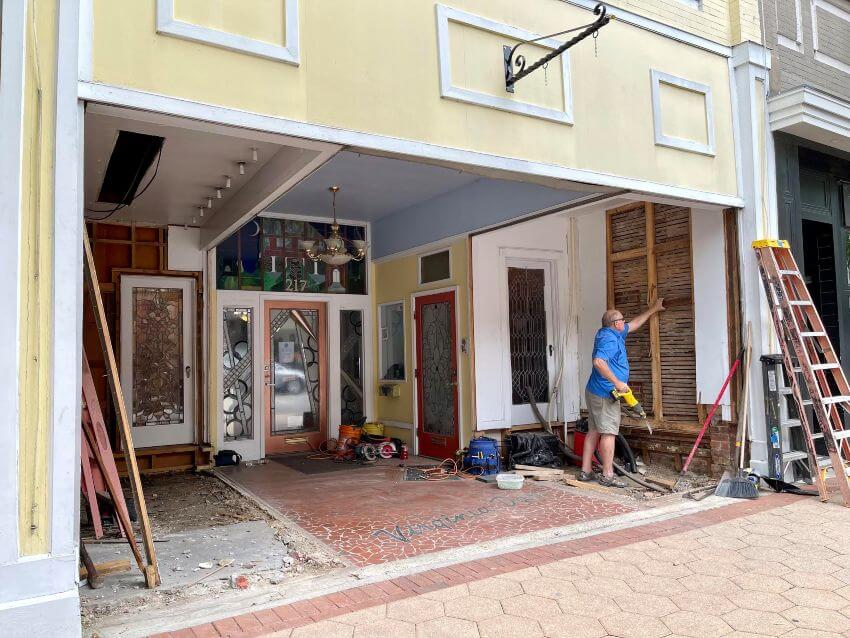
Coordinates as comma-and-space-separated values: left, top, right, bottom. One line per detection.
731, 42, 778, 476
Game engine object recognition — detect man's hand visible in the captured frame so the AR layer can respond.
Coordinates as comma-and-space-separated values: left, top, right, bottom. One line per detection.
651, 297, 665, 313
614, 381, 630, 394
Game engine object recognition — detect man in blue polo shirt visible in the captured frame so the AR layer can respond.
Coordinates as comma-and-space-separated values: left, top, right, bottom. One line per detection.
580, 300, 664, 487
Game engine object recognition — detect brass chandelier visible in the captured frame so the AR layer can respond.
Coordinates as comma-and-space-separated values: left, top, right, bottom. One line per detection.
300, 186, 367, 266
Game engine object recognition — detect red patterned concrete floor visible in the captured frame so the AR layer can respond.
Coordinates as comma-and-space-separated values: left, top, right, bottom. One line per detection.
218, 458, 635, 566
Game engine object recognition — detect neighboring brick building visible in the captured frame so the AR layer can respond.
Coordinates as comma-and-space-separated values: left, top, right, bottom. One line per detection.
760, 0, 850, 479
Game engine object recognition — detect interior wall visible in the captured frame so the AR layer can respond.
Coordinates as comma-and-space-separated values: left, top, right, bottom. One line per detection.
472, 215, 570, 430
372, 238, 471, 448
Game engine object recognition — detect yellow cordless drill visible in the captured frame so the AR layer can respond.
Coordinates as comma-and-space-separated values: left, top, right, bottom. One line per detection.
610, 388, 653, 434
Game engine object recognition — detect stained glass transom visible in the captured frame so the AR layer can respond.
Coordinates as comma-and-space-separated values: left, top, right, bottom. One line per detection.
508, 267, 549, 405
216, 217, 367, 294
421, 301, 455, 436
132, 287, 184, 426
222, 307, 253, 441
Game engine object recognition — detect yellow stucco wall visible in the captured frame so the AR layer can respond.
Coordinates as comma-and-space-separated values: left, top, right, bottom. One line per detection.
18, 0, 58, 556
91, 0, 739, 198
372, 240, 472, 452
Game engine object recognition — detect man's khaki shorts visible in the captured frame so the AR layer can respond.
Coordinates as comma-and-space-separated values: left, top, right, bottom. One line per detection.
585, 388, 621, 435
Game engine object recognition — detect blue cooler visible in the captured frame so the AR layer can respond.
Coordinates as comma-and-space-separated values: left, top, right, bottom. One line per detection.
463, 437, 502, 475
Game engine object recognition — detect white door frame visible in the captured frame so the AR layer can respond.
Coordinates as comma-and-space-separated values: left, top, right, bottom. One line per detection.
120, 275, 196, 448
500, 250, 561, 426
410, 286, 463, 457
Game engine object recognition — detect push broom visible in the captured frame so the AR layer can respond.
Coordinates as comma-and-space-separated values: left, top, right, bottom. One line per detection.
673, 342, 745, 492
715, 322, 759, 499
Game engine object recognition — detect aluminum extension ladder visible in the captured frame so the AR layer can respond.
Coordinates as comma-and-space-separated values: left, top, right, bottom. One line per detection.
753, 239, 850, 506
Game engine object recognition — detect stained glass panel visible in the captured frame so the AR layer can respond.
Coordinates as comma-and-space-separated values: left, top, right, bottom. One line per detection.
508, 267, 549, 405
269, 309, 320, 435
132, 287, 184, 426
340, 310, 364, 425
216, 216, 367, 294
421, 301, 455, 436
222, 307, 253, 441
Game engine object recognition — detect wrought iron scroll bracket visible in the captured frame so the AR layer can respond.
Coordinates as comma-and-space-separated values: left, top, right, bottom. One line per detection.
504, 3, 612, 93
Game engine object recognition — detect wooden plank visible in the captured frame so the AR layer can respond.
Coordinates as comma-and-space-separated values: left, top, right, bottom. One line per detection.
606, 210, 614, 307
83, 232, 161, 588
79, 559, 132, 580
513, 464, 564, 473
513, 468, 565, 477
610, 246, 648, 263
563, 477, 618, 494
646, 202, 664, 421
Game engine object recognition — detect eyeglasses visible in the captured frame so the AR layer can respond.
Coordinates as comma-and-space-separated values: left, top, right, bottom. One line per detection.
611, 317, 625, 323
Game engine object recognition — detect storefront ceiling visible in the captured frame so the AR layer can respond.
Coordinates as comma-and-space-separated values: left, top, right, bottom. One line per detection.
267, 151, 602, 224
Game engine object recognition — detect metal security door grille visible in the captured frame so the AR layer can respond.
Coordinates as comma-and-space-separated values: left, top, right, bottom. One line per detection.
508, 267, 550, 405
421, 301, 455, 436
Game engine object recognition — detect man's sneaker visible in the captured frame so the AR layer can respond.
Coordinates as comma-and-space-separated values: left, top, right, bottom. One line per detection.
576, 471, 597, 482
597, 474, 627, 488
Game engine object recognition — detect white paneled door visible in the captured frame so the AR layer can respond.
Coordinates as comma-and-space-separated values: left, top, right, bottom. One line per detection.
120, 275, 195, 448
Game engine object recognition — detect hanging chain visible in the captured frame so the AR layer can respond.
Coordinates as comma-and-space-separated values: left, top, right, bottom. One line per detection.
593, 30, 599, 57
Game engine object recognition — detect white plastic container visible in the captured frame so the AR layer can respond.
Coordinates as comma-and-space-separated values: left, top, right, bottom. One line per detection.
496, 473, 525, 490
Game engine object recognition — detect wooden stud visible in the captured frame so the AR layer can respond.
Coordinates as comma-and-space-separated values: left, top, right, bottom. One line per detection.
83, 232, 161, 588
605, 210, 615, 308
645, 202, 664, 422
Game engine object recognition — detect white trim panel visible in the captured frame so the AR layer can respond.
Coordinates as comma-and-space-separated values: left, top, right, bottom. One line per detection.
650, 70, 716, 157
0, 0, 27, 565
78, 82, 745, 208
811, 0, 850, 75
156, 0, 300, 65
435, 5, 573, 125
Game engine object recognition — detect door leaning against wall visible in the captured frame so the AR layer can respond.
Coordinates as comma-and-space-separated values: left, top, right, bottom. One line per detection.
414, 290, 460, 459
119, 275, 196, 448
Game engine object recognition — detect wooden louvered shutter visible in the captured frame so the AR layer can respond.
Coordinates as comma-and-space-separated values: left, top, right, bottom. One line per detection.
606, 202, 697, 424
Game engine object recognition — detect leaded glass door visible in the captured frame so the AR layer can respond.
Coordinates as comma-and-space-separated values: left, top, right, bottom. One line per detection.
119, 275, 196, 448
414, 290, 459, 459
506, 260, 556, 425
263, 300, 328, 454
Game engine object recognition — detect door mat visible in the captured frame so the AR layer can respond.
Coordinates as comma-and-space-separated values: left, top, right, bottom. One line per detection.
403, 466, 462, 481
269, 454, 377, 475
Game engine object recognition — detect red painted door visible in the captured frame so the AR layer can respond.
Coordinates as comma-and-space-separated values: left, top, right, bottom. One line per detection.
415, 291, 460, 459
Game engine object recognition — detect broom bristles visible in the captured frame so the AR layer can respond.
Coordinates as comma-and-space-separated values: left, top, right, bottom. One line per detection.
714, 475, 759, 499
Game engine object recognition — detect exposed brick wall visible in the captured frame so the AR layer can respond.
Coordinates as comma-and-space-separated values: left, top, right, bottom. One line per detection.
709, 418, 739, 477
762, 0, 850, 101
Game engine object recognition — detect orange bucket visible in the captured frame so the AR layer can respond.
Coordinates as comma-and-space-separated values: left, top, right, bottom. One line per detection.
339, 424, 361, 445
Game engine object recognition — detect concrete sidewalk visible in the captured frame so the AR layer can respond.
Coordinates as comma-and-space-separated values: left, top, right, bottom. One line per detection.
151, 490, 850, 637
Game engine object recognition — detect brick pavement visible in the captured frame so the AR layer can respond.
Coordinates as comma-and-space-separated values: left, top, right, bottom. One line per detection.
218, 460, 634, 565
151, 491, 850, 638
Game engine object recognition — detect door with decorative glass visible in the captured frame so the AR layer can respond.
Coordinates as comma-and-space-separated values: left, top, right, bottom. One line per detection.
505, 259, 556, 425
119, 275, 196, 448
264, 300, 327, 454
414, 290, 459, 459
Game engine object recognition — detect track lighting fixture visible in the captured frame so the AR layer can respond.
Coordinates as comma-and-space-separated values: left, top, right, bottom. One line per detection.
207, 198, 213, 209
238, 162, 246, 176
198, 206, 205, 218
225, 175, 232, 188
251, 147, 258, 162
216, 188, 223, 199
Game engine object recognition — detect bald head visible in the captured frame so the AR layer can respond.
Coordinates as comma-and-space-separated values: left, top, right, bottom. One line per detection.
602, 309, 625, 328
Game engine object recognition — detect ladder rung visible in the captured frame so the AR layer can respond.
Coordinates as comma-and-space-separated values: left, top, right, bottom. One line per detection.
801, 399, 813, 406
789, 300, 813, 306
812, 363, 841, 371
779, 269, 802, 276
821, 396, 850, 405
782, 418, 801, 427
812, 432, 824, 440
783, 451, 809, 462
832, 430, 850, 441
801, 332, 827, 338
818, 457, 833, 468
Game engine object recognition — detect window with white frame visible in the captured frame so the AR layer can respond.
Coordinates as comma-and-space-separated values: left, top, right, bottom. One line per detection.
379, 301, 406, 381
419, 249, 451, 285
